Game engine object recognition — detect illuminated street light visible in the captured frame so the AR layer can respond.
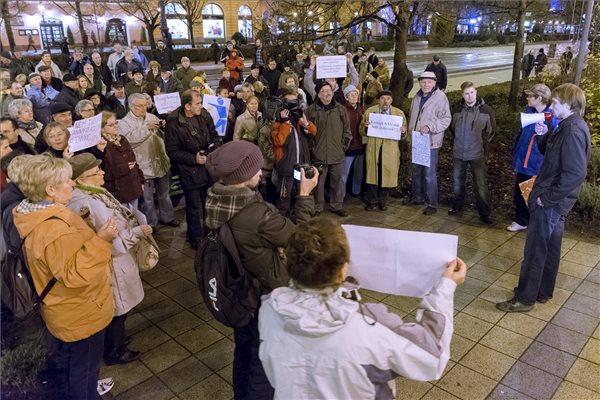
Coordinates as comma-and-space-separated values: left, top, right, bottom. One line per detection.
292, 12, 298, 17
307, 10, 313, 16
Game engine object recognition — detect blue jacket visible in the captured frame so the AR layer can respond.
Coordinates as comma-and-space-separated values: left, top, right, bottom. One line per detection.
512, 106, 558, 176
27, 85, 52, 124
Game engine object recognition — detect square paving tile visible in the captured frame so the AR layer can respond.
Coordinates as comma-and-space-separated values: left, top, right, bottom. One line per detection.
136, 288, 169, 311
550, 308, 599, 336
478, 254, 519, 272
421, 386, 461, 400
450, 334, 477, 362
140, 299, 185, 324
100, 360, 154, 396
179, 374, 232, 400
171, 287, 203, 309
394, 376, 432, 399
487, 384, 534, 400
494, 273, 520, 291
492, 243, 524, 261
552, 381, 600, 399
585, 268, 600, 284
563, 293, 600, 318
461, 298, 506, 324
457, 246, 489, 265
520, 341, 577, 378
131, 325, 171, 353
466, 264, 505, 283
157, 356, 212, 394
142, 268, 182, 288
175, 323, 225, 353
563, 249, 600, 268
575, 281, 600, 300
453, 312, 494, 342
497, 312, 547, 339
156, 277, 195, 298
526, 301, 562, 322
381, 295, 421, 313
156, 310, 204, 338
478, 284, 514, 304
437, 364, 497, 400
571, 242, 600, 256
217, 364, 233, 385
559, 261, 593, 279
140, 339, 191, 374
501, 361, 562, 400
196, 337, 235, 372
579, 338, 600, 365
536, 324, 588, 356
480, 326, 533, 358
460, 344, 516, 380
124, 311, 153, 336
456, 276, 491, 297
116, 376, 175, 400
453, 291, 476, 311
464, 237, 504, 253
565, 358, 600, 393
554, 273, 583, 291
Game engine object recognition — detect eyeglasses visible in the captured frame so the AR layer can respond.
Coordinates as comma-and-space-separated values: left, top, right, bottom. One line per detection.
80, 168, 103, 179
81, 108, 95, 113
105, 121, 118, 127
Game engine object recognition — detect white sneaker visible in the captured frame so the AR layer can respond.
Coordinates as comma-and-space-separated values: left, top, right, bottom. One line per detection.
97, 377, 114, 396
506, 222, 527, 232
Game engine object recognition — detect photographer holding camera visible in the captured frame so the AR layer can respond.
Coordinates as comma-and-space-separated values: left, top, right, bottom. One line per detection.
271, 88, 318, 216
165, 90, 220, 249
259, 217, 466, 399
205, 140, 318, 400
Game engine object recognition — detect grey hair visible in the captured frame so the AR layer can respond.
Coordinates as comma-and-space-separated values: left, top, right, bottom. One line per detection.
8, 98, 33, 120
128, 92, 147, 105
75, 100, 94, 116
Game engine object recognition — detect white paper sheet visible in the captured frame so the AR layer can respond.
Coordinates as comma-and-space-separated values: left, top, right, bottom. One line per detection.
411, 130, 431, 168
342, 225, 458, 298
203, 95, 231, 137
367, 113, 402, 140
154, 92, 181, 114
67, 113, 102, 152
316, 56, 347, 79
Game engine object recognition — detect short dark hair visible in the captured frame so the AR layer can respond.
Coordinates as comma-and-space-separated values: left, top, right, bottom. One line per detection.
144, 82, 158, 96
112, 82, 124, 89
181, 89, 201, 106
277, 88, 293, 98
286, 217, 350, 289
0, 117, 18, 131
460, 81, 476, 91
216, 86, 229, 95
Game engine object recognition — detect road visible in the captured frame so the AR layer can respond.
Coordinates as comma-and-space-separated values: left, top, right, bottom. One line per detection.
194, 40, 574, 93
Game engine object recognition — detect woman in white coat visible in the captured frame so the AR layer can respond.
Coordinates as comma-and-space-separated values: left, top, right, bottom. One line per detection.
67, 153, 151, 365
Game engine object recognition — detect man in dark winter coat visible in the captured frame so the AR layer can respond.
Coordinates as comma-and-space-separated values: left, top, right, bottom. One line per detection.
91, 51, 113, 92
165, 90, 219, 249
424, 55, 448, 91
152, 39, 177, 71
448, 82, 496, 224
497, 83, 590, 313
53, 74, 80, 109
263, 59, 281, 96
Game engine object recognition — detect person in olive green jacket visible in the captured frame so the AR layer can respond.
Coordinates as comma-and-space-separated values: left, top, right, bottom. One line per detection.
175, 57, 197, 90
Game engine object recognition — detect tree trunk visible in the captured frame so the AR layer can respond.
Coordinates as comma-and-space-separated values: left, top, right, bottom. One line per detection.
75, 1, 89, 48
187, 17, 195, 48
1, 0, 16, 52
147, 23, 157, 49
389, 2, 409, 108
509, 0, 527, 111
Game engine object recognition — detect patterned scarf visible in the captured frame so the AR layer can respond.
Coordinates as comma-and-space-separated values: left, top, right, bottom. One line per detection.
75, 185, 138, 226
15, 199, 55, 214
205, 183, 262, 230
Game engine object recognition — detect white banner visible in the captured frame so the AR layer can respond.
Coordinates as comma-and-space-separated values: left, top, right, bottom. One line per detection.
316, 55, 347, 79
67, 113, 102, 152
343, 225, 458, 298
411, 131, 431, 168
203, 94, 231, 137
154, 92, 181, 114
367, 113, 402, 140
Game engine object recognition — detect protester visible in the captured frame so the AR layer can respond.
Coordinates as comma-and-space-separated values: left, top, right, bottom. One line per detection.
165, 90, 218, 249
119, 93, 178, 230
259, 217, 466, 399
159, 67, 183, 94
107, 43, 124, 81
85, 90, 105, 115
374, 58, 390, 89
97, 111, 144, 210
67, 153, 147, 365
448, 82, 496, 224
1, 81, 25, 117
497, 83, 590, 312
219, 69, 237, 95
204, 140, 318, 400
363, 71, 382, 107
69, 49, 88, 76
278, 62, 299, 90
125, 69, 147, 97
132, 44, 149, 71
74, 99, 96, 121
0, 117, 35, 154
507, 84, 556, 232
210, 40, 220, 64
77, 74, 90, 97
406, 71, 451, 215
340, 85, 365, 199
39, 65, 63, 93
252, 38, 268, 73
35, 51, 62, 79
8, 98, 42, 146
521, 49, 535, 79
147, 61, 162, 84
54, 74, 80, 109
27, 73, 54, 124
425, 55, 448, 91
42, 122, 74, 159
83, 62, 106, 95
360, 90, 406, 210
306, 81, 352, 217
8, 50, 35, 78
226, 50, 245, 83
91, 51, 113, 92
13, 154, 116, 400
356, 53, 373, 88
115, 48, 143, 86
175, 57, 196, 90
534, 48, 548, 76
105, 82, 128, 119
245, 64, 269, 87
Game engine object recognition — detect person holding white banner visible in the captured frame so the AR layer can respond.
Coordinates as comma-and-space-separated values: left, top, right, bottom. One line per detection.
259, 217, 466, 400
360, 90, 406, 211
406, 71, 451, 215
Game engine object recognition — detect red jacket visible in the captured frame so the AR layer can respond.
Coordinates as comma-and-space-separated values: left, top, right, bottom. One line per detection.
226, 55, 244, 82
271, 120, 317, 176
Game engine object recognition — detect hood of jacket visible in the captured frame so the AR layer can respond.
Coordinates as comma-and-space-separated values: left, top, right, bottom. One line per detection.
265, 286, 359, 337
0, 182, 24, 214
205, 182, 262, 230
12, 203, 72, 239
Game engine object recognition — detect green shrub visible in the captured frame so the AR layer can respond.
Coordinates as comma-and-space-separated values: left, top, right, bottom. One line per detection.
578, 182, 600, 218
66, 26, 75, 46
581, 54, 600, 145
1, 328, 47, 389
140, 26, 147, 45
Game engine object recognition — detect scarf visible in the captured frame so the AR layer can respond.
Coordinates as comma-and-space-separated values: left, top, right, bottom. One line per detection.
204, 183, 262, 230
17, 119, 38, 131
316, 97, 336, 111
75, 184, 138, 226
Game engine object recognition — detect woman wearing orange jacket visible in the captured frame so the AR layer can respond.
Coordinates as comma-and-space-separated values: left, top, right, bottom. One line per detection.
225, 50, 245, 83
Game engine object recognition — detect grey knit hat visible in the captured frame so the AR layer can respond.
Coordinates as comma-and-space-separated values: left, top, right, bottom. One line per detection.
206, 141, 263, 185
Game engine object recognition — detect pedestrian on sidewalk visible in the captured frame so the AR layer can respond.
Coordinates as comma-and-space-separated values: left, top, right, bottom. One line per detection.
424, 55, 447, 92
210, 40, 220, 64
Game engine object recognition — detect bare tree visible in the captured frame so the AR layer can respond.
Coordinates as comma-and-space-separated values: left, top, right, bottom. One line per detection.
116, 0, 161, 49
172, 0, 206, 47
0, 0, 27, 52
50, 1, 90, 48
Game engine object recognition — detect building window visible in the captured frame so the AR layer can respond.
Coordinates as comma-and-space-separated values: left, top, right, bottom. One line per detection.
202, 3, 224, 39
238, 5, 252, 39
40, 17, 64, 49
106, 18, 128, 45
165, 2, 189, 40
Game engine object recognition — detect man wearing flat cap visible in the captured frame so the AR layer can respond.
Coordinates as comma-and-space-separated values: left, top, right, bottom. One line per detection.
204, 140, 317, 400
360, 90, 407, 210
53, 73, 80, 109
406, 71, 451, 215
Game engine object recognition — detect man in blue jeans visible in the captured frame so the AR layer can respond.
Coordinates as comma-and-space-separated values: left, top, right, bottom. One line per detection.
496, 84, 590, 312
448, 82, 496, 224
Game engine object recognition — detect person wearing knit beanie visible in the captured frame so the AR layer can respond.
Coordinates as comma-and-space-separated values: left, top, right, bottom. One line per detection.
314, 80, 332, 96
206, 140, 264, 185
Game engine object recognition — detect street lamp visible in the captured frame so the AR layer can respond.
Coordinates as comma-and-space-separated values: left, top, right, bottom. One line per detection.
38, 5, 45, 22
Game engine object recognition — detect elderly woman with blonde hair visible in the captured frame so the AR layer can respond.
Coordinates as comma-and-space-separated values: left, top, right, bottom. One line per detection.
12, 154, 117, 400
67, 152, 151, 365
8, 98, 43, 146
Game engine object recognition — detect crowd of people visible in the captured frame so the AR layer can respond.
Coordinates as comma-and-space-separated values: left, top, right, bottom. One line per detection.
0, 36, 591, 400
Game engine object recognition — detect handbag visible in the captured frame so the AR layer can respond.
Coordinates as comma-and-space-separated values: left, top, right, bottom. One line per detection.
135, 235, 160, 272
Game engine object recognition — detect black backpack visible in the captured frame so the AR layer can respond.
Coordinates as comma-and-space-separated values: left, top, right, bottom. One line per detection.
1, 215, 61, 321
195, 219, 262, 328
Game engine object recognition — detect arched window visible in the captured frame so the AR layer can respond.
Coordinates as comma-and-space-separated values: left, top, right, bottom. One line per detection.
165, 2, 189, 40
238, 5, 252, 39
106, 18, 128, 45
202, 3, 224, 39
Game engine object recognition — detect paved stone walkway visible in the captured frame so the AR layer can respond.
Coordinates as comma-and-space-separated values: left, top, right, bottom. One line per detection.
100, 197, 600, 400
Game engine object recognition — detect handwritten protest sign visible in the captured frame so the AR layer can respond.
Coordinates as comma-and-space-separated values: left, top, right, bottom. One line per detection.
155, 92, 181, 114
68, 113, 102, 152
203, 95, 231, 137
367, 113, 402, 140
411, 131, 431, 168
316, 55, 347, 79
343, 225, 458, 298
